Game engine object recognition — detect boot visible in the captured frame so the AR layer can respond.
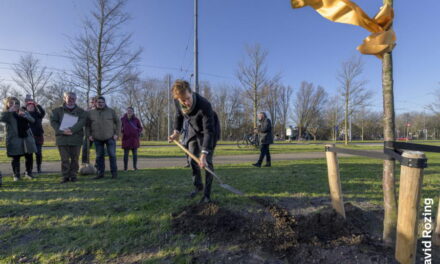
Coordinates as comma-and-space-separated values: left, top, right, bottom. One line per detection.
111, 171, 118, 179
93, 172, 104, 180
36, 152, 42, 173
25, 155, 34, 179
24, 171, 34, 180
60, 178, 69, 184
123, 159, 128, 171
133, 154, 138, 171
252, 163, 261, 168
12, 161, 20, 181
199, 196, 211, 204
189, 187, 202, 198
264, 162, 271, 167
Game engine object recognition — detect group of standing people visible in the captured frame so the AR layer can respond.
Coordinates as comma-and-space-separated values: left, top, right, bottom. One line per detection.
50, 92, 142, 183
1, 92, 142, 184
1, 80, 273, 203
1, 96, 45, 181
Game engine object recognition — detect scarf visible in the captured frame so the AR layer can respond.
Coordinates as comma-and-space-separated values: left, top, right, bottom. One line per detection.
180, 93, 197, 115
14, 112, 29, 138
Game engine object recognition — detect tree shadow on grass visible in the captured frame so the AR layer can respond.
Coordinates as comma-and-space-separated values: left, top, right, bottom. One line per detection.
0, 160, 438, 263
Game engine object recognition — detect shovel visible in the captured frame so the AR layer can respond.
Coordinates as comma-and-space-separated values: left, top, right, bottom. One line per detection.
173, 140, 245, 196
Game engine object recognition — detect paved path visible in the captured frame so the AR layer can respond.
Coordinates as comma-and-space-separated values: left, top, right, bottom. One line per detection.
0, 152, 356, 176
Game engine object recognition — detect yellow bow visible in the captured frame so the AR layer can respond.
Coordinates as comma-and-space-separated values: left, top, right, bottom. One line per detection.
291, 0, 396, 59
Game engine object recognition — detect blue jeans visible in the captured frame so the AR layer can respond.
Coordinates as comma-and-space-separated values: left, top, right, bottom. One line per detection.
95, 138, 117, 176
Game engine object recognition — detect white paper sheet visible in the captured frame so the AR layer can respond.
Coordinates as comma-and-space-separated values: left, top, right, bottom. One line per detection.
59, 113, 78, 131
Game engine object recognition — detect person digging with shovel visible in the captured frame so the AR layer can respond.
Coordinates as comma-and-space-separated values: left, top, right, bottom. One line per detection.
168, 80, 220, 204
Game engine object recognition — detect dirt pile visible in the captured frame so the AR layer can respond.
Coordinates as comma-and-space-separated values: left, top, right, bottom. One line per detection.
171, 200, 399, 263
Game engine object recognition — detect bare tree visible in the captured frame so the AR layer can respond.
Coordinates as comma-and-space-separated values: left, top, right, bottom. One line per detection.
0, 82, 19, 110
293, 82, 327, 141
427, 86, 440, 115
325, 95, 344, 141
12, 53, 52, 103
278, 85, 293, 138
69, 27, 95, 104
70, 0, 142, 96
42, 76, 78, 114
262, 80, 281, 131
237, 44, 271, 129
337, 56, 372, 145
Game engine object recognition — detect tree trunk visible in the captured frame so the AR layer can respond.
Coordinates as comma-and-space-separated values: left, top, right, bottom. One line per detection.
382, 45, 398, 245
253, 83, 258, 129
97, 6, 104, 96
344, 86, 349, 145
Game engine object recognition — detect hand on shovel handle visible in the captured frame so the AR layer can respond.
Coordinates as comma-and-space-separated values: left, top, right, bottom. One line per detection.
173, 140, 212, 173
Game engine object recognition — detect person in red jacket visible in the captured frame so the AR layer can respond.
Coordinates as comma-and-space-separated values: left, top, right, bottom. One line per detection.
121, 107, 143, 171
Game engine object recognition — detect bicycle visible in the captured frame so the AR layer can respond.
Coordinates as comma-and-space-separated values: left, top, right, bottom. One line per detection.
236, 133, 260, 149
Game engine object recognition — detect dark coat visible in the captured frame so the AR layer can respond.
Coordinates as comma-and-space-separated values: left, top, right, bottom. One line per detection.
50, 104, 87, 146
257, 117, 274, 145
29, 105, 45, 144
173, 93, 219, 153
1, 111, 37, 156
121, 114, 142, 149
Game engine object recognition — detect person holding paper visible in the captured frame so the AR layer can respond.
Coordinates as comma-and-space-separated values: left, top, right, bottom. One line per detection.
87, 96, 121, 179
50, 92, 87, 183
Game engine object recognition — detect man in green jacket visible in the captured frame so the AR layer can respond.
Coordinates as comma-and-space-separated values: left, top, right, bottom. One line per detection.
87, 96, 121, 179
50, 92, 87, 183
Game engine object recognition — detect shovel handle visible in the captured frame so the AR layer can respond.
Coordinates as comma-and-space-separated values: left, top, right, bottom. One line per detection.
173, 140, 222, 183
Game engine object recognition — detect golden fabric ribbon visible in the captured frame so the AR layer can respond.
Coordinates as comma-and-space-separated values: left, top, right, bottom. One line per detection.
291, 0, 396, 59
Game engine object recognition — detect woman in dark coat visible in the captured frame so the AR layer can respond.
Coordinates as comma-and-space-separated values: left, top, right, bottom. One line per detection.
1, 97, 37, 180
121, 107, 142, 171
25, 100, 46, 173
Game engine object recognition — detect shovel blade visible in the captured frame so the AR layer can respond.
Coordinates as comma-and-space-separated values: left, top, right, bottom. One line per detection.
220, 183, 245, 196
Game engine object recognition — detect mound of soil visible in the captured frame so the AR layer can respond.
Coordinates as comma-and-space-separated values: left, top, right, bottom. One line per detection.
171, 198, 402, 263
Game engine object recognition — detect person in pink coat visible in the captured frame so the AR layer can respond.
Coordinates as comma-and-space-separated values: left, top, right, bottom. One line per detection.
120, 107, 143, 171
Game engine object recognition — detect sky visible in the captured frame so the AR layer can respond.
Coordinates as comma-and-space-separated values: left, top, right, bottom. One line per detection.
0, 0, 439, 114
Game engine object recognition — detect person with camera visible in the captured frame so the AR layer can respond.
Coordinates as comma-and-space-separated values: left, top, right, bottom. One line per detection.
121, 106, 142, 171
25, 96, 46, 174
1, 97, 37, 181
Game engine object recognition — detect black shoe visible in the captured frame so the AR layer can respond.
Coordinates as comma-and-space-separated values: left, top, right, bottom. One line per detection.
93, 175, 104, 180
24, 172, 34, 180
264, 163, 271, 167
252, 163, 261, 168
199, 196, 211, 204
60, 178, 69, 184
111, 173, 118, 179
189, 188, 202, 198
184, 164, 190, 168
37, 165, 42, 174
70, 178, 77, 182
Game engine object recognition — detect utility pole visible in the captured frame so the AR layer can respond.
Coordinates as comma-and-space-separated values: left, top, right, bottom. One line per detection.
194, 0, 199, 93
167, 75, 171, 136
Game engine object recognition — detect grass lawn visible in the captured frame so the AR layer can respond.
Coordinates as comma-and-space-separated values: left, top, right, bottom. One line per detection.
0, 143, 386, 163
0, 153, 438, 263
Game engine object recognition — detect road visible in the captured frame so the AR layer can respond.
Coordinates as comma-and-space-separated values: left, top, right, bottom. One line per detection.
0, 152, 356, 176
